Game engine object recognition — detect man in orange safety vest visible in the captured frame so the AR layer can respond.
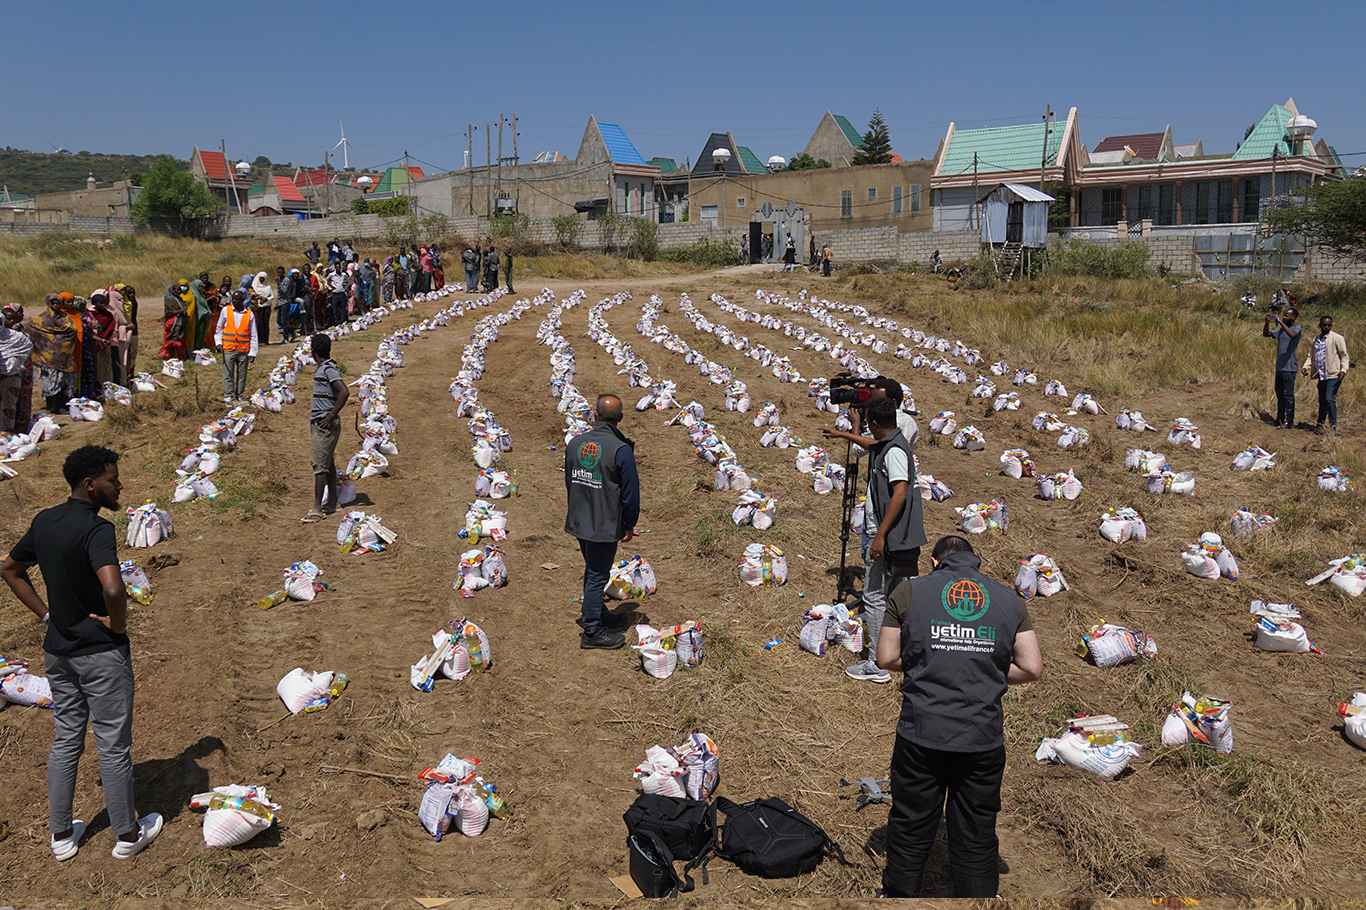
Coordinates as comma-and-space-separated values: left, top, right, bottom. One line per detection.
214, 290, 258, 404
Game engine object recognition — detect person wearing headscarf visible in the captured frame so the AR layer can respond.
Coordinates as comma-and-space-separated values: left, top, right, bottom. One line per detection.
160, 283, 188, 361
173, 280, 196, 358
393, 250, 408, 300
26, 294, 79, 412
380, 255, 395, 304
346, 262, 359, 317
76, 295, 109, 399
110, 282, 139, 380
103, 286, 131, 386
431, 246, 444, 290
250, 271, 275, 346
0, 303, 35, 433
419, 245, 434, 295
189, 274, 212, 352
87, 290, 124, 391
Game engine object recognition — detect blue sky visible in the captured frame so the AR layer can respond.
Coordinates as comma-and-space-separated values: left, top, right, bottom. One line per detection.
4, 0, 1363, 175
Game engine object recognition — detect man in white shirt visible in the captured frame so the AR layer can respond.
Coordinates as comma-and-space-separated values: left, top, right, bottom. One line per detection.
1302, 315, 1350, 434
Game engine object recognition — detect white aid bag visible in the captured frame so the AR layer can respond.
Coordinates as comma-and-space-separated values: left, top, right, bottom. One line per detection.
928, 412, 956, 435
1037, 469, 1083, 501
957, 501, 1008, 536
1032, 411, 1064, 432
125, 504, 174, 548
192, 349, 217, 365
283, 562, 322, 601
993, 392, 1021, 411
673, 622, 704, 669
203, 804, 276, 849
633, 745, 688, 798
1057, 425, 1090, 449
1045, 379, 1067, 397
1182, 544, 1221, 580
475, 469, 514, 499
1048, 732, 1142, 781
102, 382, 132, 406
471, 439, 500, 469
1345, 711, 1366, 751
753, 402, 779, 427
812, 463, 845, 495
347, 450, 388, 480
0, 672, 53, 707
633, 624, 680, 679
1015, 554, 1069, 599
917, 474, 953, 502
1168, 418, 1202, 449
1115, 408, 1155, 431
452, 784, 489, 837
759, 426, 792, 448
320, 472, 356, 507
1230, 507, 1277, 536
715, 462, 751, 492
1125, 449, 1166, 473
1200, 532, 1239, 579
674, 734, 720, 800
738, 543, 787, 587
1080, 623, 1157, 667
1317, 466, 1353, 493
276, 668, 333, 715
1231, 446, 1276, 472
1000, 449, 1035, 479
794, 446, 826, 475
67, 397, 104, 422
731, 491, 776, 529
952, 426, 986, 451
161, 358, 185, 379
605, 556, 658, 600
1253, 614, 1316, 653
1099, 508, 1147, 543
30, 414, 61, 441
1070, 393, 1101, 415
1146, 470, 1195, 496
798, 611, 829, 656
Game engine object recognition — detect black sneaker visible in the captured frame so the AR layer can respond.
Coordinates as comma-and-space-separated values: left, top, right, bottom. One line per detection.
580, 629, 626, 650
577, 612, 635, 632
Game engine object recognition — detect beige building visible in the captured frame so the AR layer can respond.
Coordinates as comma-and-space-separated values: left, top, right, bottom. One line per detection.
686, 159, 935, 234
30, 174, 140, 217
801, 111, 866, 167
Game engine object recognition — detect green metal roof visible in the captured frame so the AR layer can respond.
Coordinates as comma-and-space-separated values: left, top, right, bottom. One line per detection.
1232, 105, 1292, 160
735, 145, 767, 174
648, 157, 679, 174
832, 115, 865, 149
941, 121, 1061, 176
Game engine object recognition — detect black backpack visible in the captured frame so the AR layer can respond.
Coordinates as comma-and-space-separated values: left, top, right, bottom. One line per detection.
628, 830, 688, 898
713, 796, 849, 878
623, 794, 715, 861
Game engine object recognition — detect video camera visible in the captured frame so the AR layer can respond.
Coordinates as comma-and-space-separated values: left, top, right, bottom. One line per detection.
829, 372, 878, 407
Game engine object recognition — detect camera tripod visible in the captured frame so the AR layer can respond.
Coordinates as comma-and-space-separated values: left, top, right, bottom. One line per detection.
834, 438, 863, 608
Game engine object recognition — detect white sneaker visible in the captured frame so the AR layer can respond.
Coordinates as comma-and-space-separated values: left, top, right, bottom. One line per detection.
223, 395, 234, 403
111, 812, 163, 859
51, 820, 86, 861
846, 659, 891, 684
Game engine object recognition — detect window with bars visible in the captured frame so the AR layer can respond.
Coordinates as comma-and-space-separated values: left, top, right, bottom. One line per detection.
867, 188, 877, 200
911, 184, 920, 213
1216, 179, 1234, 223
1101, 187, 1123, 224
1241, 179, 1260, 222
893, 186, 902, 214
841, 189, 851, 218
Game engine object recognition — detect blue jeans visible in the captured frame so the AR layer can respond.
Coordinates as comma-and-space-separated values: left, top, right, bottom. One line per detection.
1274, 370, 1296, 427
1317, 377, 1341, 428
465, 269, 477, 292
578, 539, 618, 635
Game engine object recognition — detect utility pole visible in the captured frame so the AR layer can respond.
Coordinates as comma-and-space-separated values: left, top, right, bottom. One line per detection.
404, 150, 411, 213
511, 113, 518, 166
324, 150, 330, 217
1040, 105, 1052, 192
497, 114, 504, 204
486, 123, 491, 217
468, 125, 474, 216
222, 139, 236, 216
972, 153, 978, 229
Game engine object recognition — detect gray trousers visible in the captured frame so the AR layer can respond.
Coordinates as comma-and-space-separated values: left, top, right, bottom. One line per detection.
222, 350, 250, 400
44, 647, 137, 836
861, 531, 888, 657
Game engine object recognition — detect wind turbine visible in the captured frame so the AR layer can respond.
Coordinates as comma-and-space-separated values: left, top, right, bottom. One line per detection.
334, 120, 351, 170
48, 141, 66, 154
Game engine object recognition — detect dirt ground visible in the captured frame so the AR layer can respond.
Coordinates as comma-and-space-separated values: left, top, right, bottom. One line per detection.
1, 263, 1364, 907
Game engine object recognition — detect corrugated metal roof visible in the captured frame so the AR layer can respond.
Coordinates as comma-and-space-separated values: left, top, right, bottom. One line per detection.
735, 145, 766, 174
1094, 132, 1165, 158
597, 122, 647, 166
832, 115, 865, 149
197, 148, 233, 181
991, 183, 1055, 203
648, 157, 679, 174
1232, 105, 1292, 160
941, 121, 1061, 176
273, 176, 306, 203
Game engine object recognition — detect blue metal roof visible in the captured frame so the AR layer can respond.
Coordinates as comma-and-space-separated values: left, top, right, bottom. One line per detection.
597, 122, 647, 166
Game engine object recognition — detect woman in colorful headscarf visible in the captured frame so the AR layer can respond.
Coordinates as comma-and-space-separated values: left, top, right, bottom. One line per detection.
26, 294, 79, 412
87, 290, 124, 391
419, 245, 434, 295
114, 283, 139, 378
346, 262, 359, 317
380, 255, 395, 304
393, 250, 408, 300
160, 283, 188, 361
431, 245, 445, 289
190, 274, 213, 351
0, 304, 34, 433
358, 258, 377, 313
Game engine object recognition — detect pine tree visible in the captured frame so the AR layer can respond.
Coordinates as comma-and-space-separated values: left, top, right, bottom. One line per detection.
852, 109, 894, 166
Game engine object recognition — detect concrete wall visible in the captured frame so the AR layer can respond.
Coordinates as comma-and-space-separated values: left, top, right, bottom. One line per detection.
802, 112, 859, 168
688, 160, 934, 234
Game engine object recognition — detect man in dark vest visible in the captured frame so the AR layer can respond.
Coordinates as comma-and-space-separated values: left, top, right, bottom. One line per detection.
877, 535, 1043, 898
564, 394, 639, 649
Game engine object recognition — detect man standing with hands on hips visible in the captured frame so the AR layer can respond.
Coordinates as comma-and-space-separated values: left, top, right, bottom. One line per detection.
1, 446, 164, 861
564, 394, 639, 650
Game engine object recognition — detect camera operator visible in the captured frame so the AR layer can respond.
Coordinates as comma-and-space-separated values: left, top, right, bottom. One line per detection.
822, 379, 923, 684
1262, 306, 1301, 429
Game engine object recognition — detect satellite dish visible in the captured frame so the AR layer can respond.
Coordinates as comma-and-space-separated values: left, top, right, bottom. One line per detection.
785, 199, 798, 218
767, 155, 786, 169
761, 201, 773, 218
357, 175, 373, 189
1286, 114, 1317, 139
711, 148, 732, 171
235, 161, 251, 174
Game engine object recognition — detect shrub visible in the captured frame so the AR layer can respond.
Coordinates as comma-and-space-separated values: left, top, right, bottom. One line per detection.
1047, 238, 1153, 279
551, 214, 584, 251
660, 237, 740, 268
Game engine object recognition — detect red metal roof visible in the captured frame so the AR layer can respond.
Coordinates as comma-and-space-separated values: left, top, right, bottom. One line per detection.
197, 149, 234, 182
408, 166, 425, 179
1093, 132, 1165, 159
273, 176, 306, 203
294, 168, 330, 187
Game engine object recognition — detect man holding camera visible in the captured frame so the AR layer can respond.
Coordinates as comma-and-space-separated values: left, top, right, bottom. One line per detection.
1262, 306, 1301, 429
822, 381, 923, 684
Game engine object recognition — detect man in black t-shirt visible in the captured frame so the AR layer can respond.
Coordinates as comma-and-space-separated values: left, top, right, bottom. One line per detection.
2, 446, 163, 861
876, 535, 1042, 898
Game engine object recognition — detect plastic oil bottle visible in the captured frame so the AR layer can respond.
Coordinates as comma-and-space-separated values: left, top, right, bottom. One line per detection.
465, 628, 485, 672
255, 590, 287, 611
474, 776, 512, 820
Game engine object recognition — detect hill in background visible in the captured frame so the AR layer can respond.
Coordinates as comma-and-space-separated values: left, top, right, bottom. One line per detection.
0, 148, 306, 197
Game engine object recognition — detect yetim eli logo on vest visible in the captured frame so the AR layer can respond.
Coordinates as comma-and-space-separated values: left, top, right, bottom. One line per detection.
570, 440, 604, 490
931, 577, 997, 653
